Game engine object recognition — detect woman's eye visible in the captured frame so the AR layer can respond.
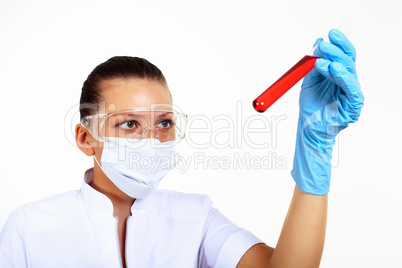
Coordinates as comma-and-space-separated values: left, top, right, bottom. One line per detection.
158, 120, 173, 128
120, 120, 137, 129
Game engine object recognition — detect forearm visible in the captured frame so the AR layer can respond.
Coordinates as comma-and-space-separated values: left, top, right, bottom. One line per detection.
268, 185, 328, 268
239, 29, 361, 268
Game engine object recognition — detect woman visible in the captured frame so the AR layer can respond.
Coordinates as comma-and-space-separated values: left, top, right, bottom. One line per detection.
0, 29, 363, 267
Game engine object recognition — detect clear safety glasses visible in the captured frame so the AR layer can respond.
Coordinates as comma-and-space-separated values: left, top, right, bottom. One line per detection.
81, 108, 187, 144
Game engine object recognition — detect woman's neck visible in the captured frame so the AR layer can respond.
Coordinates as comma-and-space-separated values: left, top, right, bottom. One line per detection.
91, 163, 135, 216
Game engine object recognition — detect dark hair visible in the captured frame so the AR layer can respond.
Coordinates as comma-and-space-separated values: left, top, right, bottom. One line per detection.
79, 56, 167, 119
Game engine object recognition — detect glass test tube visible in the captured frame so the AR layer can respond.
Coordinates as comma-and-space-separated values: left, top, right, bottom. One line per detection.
252, 54, 318, 113
253, 23, 352, 113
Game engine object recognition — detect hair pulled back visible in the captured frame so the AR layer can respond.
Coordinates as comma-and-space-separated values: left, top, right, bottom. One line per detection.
79, 56, 167, 119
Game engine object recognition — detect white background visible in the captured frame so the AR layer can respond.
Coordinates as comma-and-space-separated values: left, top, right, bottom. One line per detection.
0, 0, 401, 267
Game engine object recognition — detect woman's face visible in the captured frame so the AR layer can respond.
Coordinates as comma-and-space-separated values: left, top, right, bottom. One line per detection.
91, 77, 173, 157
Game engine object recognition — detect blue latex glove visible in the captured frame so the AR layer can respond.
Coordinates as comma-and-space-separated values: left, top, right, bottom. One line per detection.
291, 29, 364, 195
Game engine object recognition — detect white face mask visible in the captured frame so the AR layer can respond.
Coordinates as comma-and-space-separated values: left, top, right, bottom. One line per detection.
94, 137, 180, 199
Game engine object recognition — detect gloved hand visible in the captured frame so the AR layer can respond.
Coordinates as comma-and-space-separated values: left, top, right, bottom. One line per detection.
291, 29, 364, 195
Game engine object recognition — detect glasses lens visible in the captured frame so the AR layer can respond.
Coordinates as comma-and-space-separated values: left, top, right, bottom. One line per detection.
100, 110, 186, 143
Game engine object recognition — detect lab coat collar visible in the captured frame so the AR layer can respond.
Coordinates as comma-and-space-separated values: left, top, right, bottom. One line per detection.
80, 168, 153, 215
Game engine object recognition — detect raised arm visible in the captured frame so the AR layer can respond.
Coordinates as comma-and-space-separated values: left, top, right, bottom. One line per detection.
238, 29, 364, 268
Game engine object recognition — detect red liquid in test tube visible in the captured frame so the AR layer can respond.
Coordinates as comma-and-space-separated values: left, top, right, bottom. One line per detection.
253, 55, 318, 113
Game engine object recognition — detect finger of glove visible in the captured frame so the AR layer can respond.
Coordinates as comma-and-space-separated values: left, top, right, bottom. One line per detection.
328, 29, 356, 62
303, 38, 328, 83
314, 58, 337, 84
312, 38, 324, 57
314, 37, 323, 47
328, 62, 364, 119
319, 41, 357, 75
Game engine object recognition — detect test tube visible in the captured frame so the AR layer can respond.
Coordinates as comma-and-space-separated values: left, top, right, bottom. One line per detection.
252, 53, 318, 113
253, 23, 352, 113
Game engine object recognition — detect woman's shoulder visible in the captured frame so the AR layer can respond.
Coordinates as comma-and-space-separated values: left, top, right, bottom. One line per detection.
23, 190, 81, 210
152, 189, 211, 202
149, 189, 214, 220
7, 190, 81, 222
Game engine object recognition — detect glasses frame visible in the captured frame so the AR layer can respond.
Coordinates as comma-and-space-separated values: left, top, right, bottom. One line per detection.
81, 108, 188, 143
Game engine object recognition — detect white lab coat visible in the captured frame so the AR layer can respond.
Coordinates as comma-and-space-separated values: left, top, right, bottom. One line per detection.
0, 168, 261, 268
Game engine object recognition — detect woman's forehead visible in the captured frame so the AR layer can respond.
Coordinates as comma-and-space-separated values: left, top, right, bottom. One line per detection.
99, 78, 172, 113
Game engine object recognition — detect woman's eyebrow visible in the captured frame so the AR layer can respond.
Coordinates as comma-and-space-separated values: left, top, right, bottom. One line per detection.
156, 112, 173, 119
117, 112, 172, 120
119, 113, 142, 118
